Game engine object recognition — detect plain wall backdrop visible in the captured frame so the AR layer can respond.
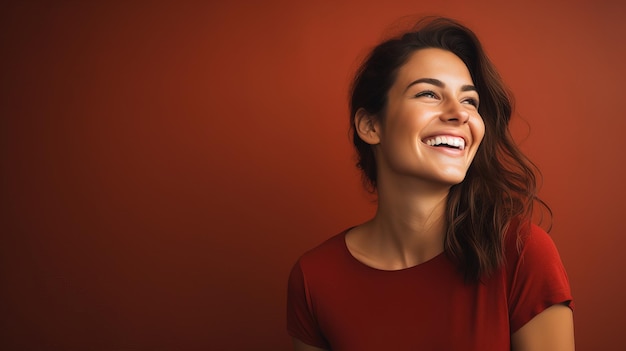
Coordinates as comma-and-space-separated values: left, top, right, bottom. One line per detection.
1, 0, 625, 350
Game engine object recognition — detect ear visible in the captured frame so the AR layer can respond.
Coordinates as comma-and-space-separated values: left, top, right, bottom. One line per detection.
355, 108, 381, 145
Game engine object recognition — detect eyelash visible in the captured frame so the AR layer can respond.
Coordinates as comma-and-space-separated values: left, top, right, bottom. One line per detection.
463, 98, 479, 108
415, 90, 438, 99
414, 90, 479, 108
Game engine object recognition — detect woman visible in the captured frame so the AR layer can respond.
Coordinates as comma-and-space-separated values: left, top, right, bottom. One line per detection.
287, 17, 574, 350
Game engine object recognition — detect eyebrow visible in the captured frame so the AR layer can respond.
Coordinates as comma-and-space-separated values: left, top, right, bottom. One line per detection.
405, 78, 477, 93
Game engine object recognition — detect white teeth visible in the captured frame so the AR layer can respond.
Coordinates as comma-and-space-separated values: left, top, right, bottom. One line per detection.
425, 136, 465, 150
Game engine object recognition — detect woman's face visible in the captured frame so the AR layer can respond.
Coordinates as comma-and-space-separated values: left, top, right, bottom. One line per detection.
374, 48, 485, 187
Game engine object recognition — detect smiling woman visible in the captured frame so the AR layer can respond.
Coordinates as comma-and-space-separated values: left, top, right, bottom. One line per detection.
287, 17, 574, 351
360, 48, 485, 189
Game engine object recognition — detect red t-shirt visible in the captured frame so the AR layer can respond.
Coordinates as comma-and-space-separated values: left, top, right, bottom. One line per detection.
287, 223, 573, 350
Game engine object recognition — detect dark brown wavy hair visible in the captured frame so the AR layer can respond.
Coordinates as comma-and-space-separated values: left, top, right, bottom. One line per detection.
349, 17, 549, 283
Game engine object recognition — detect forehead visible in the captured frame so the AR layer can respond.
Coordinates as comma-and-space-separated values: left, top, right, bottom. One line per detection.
393, 48, 474, 88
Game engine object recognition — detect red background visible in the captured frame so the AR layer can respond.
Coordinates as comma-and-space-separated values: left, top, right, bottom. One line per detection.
2, 1, 625, 350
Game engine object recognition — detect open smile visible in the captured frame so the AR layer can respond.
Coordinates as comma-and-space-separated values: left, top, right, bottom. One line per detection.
423, 135, 466, 150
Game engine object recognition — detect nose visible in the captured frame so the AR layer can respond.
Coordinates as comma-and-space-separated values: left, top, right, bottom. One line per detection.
440, 100, 470, 124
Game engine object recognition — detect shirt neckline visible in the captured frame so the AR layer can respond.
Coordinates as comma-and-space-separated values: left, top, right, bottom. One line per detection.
339, 229, 447, 273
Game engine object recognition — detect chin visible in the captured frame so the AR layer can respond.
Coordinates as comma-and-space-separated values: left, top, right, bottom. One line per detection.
437, 172, 469, 186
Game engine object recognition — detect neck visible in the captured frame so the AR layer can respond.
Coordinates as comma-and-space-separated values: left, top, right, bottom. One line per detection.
372, 178, 449, 260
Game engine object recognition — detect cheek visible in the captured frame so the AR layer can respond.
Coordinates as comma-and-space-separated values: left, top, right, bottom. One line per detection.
381, 115, 423, 142
472, 117, 486, 145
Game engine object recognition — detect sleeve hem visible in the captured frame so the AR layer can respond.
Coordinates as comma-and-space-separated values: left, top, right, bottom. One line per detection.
510, 293, 574, 333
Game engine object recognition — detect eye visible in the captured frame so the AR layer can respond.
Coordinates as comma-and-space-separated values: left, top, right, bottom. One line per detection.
462, 97, 479, 108
414, 90, 438, 99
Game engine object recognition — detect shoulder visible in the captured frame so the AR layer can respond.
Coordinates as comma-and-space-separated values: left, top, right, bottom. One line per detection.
296, 229, 352, 269
503, 221, 565, 271
503, 220, 574, 333
289, 229, 353, 284
286, 229, 353, 349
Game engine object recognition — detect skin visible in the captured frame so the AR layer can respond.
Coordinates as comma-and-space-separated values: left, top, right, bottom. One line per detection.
511, 304, 575, 351
293, 48, 574, 350
349, 48, 485, 270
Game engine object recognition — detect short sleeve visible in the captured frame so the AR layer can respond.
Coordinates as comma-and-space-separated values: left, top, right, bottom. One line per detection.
507, 224, 574, 333
286, 260, 329, 349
